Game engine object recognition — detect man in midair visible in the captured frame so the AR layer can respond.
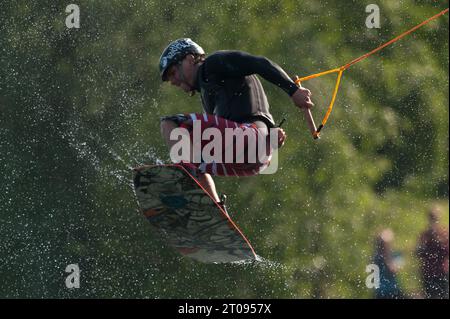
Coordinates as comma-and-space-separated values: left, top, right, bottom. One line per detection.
159, 38, 313, 212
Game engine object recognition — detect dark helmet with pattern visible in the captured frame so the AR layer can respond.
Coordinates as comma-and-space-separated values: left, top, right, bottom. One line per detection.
159, 38, 205, 81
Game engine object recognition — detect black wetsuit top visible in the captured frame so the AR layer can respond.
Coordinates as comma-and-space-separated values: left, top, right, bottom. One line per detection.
194, 51, 299, 128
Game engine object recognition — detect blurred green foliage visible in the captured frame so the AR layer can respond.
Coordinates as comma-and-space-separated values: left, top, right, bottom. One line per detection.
0, 0, 448, 298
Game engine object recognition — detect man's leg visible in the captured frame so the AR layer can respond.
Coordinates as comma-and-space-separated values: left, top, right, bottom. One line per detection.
196, 172, 220, 203
160, 119, 220, 203
160, 119, 181, 150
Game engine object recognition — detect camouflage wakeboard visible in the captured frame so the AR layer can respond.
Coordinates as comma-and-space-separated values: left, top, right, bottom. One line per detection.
132, 164, 257, 263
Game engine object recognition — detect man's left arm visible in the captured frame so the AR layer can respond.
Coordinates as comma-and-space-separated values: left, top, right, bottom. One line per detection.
209, 51, 314, 109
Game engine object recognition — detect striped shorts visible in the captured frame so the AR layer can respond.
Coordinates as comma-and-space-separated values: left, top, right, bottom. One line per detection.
162, 113, 273, 176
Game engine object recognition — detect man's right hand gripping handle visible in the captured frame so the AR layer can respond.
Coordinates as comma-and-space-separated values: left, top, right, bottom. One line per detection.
292, 76, 319, 139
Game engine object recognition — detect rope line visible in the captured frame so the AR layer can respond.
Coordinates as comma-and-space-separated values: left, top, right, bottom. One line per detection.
296, 8, 449, 138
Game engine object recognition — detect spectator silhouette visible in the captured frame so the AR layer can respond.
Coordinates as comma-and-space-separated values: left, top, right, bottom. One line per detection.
373, 228, 404, 299
416, 206, 449, 299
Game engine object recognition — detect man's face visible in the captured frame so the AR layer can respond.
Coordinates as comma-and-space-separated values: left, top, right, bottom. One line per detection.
166, 55, 195, 93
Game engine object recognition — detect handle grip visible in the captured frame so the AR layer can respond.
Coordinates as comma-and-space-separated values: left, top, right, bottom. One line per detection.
302, 107, 320, 139
294, 76, 320, 139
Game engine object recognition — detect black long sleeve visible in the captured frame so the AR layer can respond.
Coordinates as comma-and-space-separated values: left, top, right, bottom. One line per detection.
203, 50, 299, 96
195, 50, 300, 127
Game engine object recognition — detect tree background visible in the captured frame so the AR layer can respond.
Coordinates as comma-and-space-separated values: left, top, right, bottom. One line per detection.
0, 0, 448, 298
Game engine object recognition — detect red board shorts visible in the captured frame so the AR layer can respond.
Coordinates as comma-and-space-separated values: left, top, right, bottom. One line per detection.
162, 113, 274, 176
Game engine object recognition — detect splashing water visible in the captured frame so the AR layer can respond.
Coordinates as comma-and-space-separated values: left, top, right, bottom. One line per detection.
59, 113, 166, 191
227, 254, 289, 273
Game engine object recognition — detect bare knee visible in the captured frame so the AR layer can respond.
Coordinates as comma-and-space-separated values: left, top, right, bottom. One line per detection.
160, 119, 178, 137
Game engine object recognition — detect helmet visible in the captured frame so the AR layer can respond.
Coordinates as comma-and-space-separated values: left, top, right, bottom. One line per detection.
159, 38, 205, 81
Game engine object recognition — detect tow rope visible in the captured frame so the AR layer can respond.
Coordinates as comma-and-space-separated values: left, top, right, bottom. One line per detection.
296, 8, 449, 139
